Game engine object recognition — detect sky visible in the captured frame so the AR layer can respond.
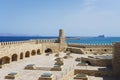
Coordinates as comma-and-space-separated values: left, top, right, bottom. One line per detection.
0, 0, 120, 36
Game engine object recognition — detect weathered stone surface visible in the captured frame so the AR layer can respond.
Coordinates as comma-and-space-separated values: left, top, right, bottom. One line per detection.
112, 42, 120, 76
0, 29, 67, 66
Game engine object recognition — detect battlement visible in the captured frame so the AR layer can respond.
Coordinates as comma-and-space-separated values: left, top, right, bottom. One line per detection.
0, 40, 113, 47
36, 39, 58, 43
68, 43, 112, 48
0, 39, 58, 46
0, 41, 29, 46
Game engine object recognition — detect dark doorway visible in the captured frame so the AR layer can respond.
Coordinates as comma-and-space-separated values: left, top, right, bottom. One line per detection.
37, 49, 41, 55
25, 51, 30, 57
45, 48, 52, 53
31, 50, 36, 56
1, 56, 10, 64
12, 54, 17, 61
85, 61, 92, 65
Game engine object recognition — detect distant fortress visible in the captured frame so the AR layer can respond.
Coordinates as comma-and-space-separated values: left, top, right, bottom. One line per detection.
0, 29, 120, 79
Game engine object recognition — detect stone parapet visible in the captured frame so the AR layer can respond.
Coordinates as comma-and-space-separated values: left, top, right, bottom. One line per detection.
68, 43, 112, 48
74, 69, 113, 77
81, 57, 112, 67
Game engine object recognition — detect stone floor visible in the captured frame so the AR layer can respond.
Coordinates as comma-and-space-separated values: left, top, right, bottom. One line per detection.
0, 53, 116, 80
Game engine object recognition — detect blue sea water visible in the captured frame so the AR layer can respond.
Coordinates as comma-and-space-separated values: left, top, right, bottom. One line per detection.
0, 36, 120, 45
66, 37, 120, 45
0, 36, 57, 42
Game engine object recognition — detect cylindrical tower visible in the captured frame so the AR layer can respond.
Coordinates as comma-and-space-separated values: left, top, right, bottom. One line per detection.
59, 29, 64, 37
58, 29, 67, 52
58, 29, 66, 43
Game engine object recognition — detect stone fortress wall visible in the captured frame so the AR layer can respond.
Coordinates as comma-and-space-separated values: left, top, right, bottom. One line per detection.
67, 43, 113, 67
0, 29, 67, 66
112, 42, 120, 76
0, 33, 114, 67
81, 57, 112, 67
67, 44, 112, 54
74, 69, 113, 77
0, 39, 61, 66
0, 39, 58, 48
67, 42, 120, 77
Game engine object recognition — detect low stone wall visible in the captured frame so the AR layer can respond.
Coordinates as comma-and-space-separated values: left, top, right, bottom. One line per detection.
61, 69, 113, 80
81, 57, 112, 67
74, 69, 113, 77
67, 47, 84, 54
68, 44, 112, 48
38, 77, 53, 80
67, 44, 112, 54
68, 44, 86, 48
51, 67, 62, 71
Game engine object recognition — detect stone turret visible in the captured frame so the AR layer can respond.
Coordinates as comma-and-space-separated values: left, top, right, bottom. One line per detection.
58, 29, 67, 52
58, 29, 66, 43
112, 42, 120, 76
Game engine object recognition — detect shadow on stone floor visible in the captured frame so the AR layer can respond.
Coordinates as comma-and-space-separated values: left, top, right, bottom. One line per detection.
103, 76, 120, 80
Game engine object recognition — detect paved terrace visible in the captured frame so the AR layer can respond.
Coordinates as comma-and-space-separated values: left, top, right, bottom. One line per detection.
0, 53, 115, 80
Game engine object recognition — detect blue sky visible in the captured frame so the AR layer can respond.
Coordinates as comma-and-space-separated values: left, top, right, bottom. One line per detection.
0, 0, 120, 36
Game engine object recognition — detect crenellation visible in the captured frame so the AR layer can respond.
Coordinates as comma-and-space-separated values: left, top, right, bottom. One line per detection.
35, 39, 58, 44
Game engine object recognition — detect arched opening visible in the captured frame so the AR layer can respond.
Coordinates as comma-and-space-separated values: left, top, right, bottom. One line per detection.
20, 52, 23, 59
85, 61, 92, 66
104, 49, 107, 52
37, 49, 41, 55
1, 56, 10, 64
31, 50, 36, 56
25, 51, 30, 57
66, 48, 69, 51
12, 54, 18, 61
90, 49, 92, 51
45, 48, 52, 53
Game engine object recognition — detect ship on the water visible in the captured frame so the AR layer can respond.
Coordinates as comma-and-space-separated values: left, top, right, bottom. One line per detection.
98, 35, 105, 38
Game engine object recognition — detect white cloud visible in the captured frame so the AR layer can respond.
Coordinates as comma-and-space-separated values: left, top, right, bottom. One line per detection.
83, 0, 98, 6
80, 0, 100, 12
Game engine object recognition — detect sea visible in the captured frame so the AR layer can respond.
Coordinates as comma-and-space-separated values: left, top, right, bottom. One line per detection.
0, 36, 120, 45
